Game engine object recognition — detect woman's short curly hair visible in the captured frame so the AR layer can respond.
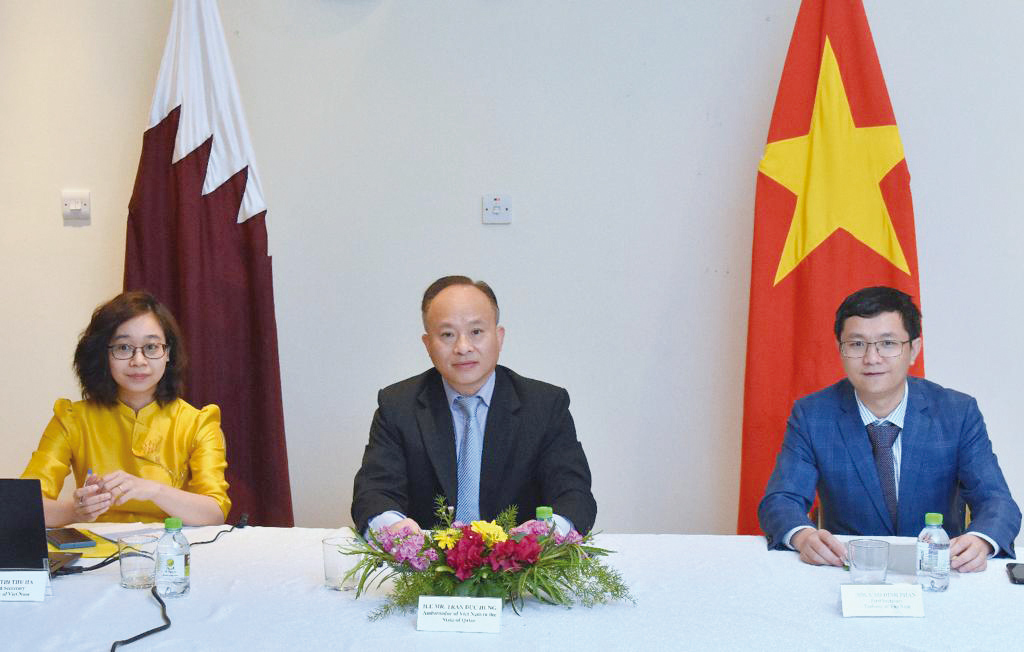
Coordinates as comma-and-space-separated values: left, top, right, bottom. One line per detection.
73, 291, 187, 406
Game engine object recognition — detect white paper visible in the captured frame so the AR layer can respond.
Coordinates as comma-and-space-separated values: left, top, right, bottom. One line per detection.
90, 525, 165, 543
416, 596, 502, 633
840, 584, 924, 617
0, 571, 48, 602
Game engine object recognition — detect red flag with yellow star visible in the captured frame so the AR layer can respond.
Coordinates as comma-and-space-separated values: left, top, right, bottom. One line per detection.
737, 0, 924, 535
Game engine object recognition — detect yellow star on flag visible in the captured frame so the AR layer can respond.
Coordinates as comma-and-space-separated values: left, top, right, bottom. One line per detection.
759, 37, 910, 285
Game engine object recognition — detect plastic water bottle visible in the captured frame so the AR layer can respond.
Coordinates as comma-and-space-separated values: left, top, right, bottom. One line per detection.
154, 517, 190, 597
916, 512, 950, 592
536, 506, 553, 526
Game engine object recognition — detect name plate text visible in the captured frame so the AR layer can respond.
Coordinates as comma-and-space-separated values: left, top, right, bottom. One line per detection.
840, 583, 924, 617
0, 571, 48, 602
417, 596, 502, 633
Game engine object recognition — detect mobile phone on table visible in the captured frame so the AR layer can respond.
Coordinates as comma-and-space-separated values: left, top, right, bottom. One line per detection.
1007, 563, 1024, 585
46, 527, 95, 550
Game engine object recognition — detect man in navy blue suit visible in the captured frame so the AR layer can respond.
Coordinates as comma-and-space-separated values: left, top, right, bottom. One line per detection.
759, 287, 1020, 572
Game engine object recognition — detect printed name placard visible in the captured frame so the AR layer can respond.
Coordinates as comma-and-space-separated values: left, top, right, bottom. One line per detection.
840, 584, 924, 617
0, 571, 48, 602
417, 596, 502, 633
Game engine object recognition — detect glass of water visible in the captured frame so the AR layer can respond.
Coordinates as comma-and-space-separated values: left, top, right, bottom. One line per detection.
848, 539, 889, 584
118, 534, 158, 589
322, 532, 360, 591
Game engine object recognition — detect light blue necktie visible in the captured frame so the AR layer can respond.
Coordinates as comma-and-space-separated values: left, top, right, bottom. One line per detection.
454, 396, 483, 524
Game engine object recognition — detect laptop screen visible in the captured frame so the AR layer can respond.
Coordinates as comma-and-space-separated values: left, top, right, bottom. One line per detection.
0, 478, 49, 571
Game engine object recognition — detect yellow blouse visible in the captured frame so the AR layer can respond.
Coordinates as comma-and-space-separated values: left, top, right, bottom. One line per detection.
22, 398, 231, 523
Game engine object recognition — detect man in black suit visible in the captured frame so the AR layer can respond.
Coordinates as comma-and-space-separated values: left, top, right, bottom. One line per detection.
351, 276, 596, 536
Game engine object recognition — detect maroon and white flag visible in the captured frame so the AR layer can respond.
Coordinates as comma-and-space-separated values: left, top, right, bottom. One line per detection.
125, 0, 293, 526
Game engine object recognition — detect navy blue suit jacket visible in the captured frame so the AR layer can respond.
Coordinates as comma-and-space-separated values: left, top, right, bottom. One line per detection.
351, 366, 596, 534
759, 377, 1020, 556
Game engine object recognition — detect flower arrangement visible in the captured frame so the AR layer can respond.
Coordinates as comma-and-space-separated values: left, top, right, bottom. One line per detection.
344, 498, 633, 620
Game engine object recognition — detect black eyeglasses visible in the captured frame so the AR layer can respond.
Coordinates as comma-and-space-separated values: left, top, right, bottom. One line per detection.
108, 343, 169, 360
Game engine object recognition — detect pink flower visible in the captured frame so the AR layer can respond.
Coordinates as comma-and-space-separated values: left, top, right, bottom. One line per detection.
509, 519, 550, 538
407, 555, 430, 571
373, 526, 436, 571
554, 530, 583, 545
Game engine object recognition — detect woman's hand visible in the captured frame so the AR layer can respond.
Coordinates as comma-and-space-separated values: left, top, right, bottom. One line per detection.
97, 470, 163, 506
71, 474, 113, 522
76, 470, 224, 526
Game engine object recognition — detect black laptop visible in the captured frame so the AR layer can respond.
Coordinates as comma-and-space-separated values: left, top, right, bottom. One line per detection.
0, 478, 49, 572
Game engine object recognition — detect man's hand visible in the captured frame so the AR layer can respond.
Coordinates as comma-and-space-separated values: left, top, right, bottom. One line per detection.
950, 533, 992, 572
385, 517, 422, 535
792, 528, 847, 567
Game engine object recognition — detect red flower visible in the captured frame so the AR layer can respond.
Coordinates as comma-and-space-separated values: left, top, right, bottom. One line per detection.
513, 534, 542, 564
446, 527, 486, 580
487, 540, 522, 572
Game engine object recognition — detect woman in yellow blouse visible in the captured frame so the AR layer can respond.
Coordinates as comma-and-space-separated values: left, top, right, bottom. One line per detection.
22, 291, 231, 526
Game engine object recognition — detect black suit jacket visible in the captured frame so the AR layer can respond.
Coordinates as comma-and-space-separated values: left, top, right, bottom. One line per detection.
351, 365, 596, 534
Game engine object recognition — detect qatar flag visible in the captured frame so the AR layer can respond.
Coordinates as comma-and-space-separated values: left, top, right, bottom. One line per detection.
125, 0, 293, 526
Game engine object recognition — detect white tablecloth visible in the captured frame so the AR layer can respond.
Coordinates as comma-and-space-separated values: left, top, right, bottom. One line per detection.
2, 527, 1019, 650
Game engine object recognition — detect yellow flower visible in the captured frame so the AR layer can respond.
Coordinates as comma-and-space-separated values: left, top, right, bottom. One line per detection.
433, 528, 461, 550
471, 520, 508, 546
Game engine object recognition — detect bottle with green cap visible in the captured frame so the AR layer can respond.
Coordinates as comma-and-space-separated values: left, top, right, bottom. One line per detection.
536, 506, 554, 532
916, 512, 949, 592
155, 517, 191, 597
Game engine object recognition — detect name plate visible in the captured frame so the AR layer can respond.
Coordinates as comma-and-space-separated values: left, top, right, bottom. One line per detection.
840, 584, 924, 617
416, 596, 502, 633
0, 571, 48, 602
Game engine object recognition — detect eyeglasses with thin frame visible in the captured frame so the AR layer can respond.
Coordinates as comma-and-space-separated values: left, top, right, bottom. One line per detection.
108, 343, 169, 360
839, 339, 910, 359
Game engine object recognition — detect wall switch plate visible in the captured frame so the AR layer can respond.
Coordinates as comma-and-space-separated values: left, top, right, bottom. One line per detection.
481, 194, 512, 224
62, 189, 91, 227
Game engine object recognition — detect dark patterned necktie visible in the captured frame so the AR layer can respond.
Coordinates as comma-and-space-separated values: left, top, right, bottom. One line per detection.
866, 421, 901, 528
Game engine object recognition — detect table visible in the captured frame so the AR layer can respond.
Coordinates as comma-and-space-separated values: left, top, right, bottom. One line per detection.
2, 527, 1019, 650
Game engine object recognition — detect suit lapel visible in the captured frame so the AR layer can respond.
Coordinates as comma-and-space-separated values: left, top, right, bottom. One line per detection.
416, 376, 458, 504
837, 382, 895, 534
896, 378, 930, 534
478, 368, 521, 518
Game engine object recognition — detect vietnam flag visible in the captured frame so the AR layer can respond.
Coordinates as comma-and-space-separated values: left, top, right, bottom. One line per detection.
124, 0, 294, 526
737, 0, 924, 535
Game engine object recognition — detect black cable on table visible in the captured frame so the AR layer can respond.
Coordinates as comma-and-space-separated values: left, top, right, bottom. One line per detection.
109, 586, 171, 650
190, 512, 248, 546
47, 515, 249, 647
102, 513, 247, 649
56, 512, 248, 575
54, 549, 121, 575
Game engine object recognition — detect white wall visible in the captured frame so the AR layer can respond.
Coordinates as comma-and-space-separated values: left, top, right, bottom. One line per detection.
1, 1, 1022, 541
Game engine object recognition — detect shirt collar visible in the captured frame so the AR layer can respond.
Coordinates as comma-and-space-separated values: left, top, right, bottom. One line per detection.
854, 380, 909, 428
441, 370, 496, 408
116, 399, 162, 421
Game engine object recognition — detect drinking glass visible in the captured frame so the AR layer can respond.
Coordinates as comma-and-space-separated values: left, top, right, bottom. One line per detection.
118, 534, 158, 589
322, 533, 360, 591
848, 539, 888, 584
